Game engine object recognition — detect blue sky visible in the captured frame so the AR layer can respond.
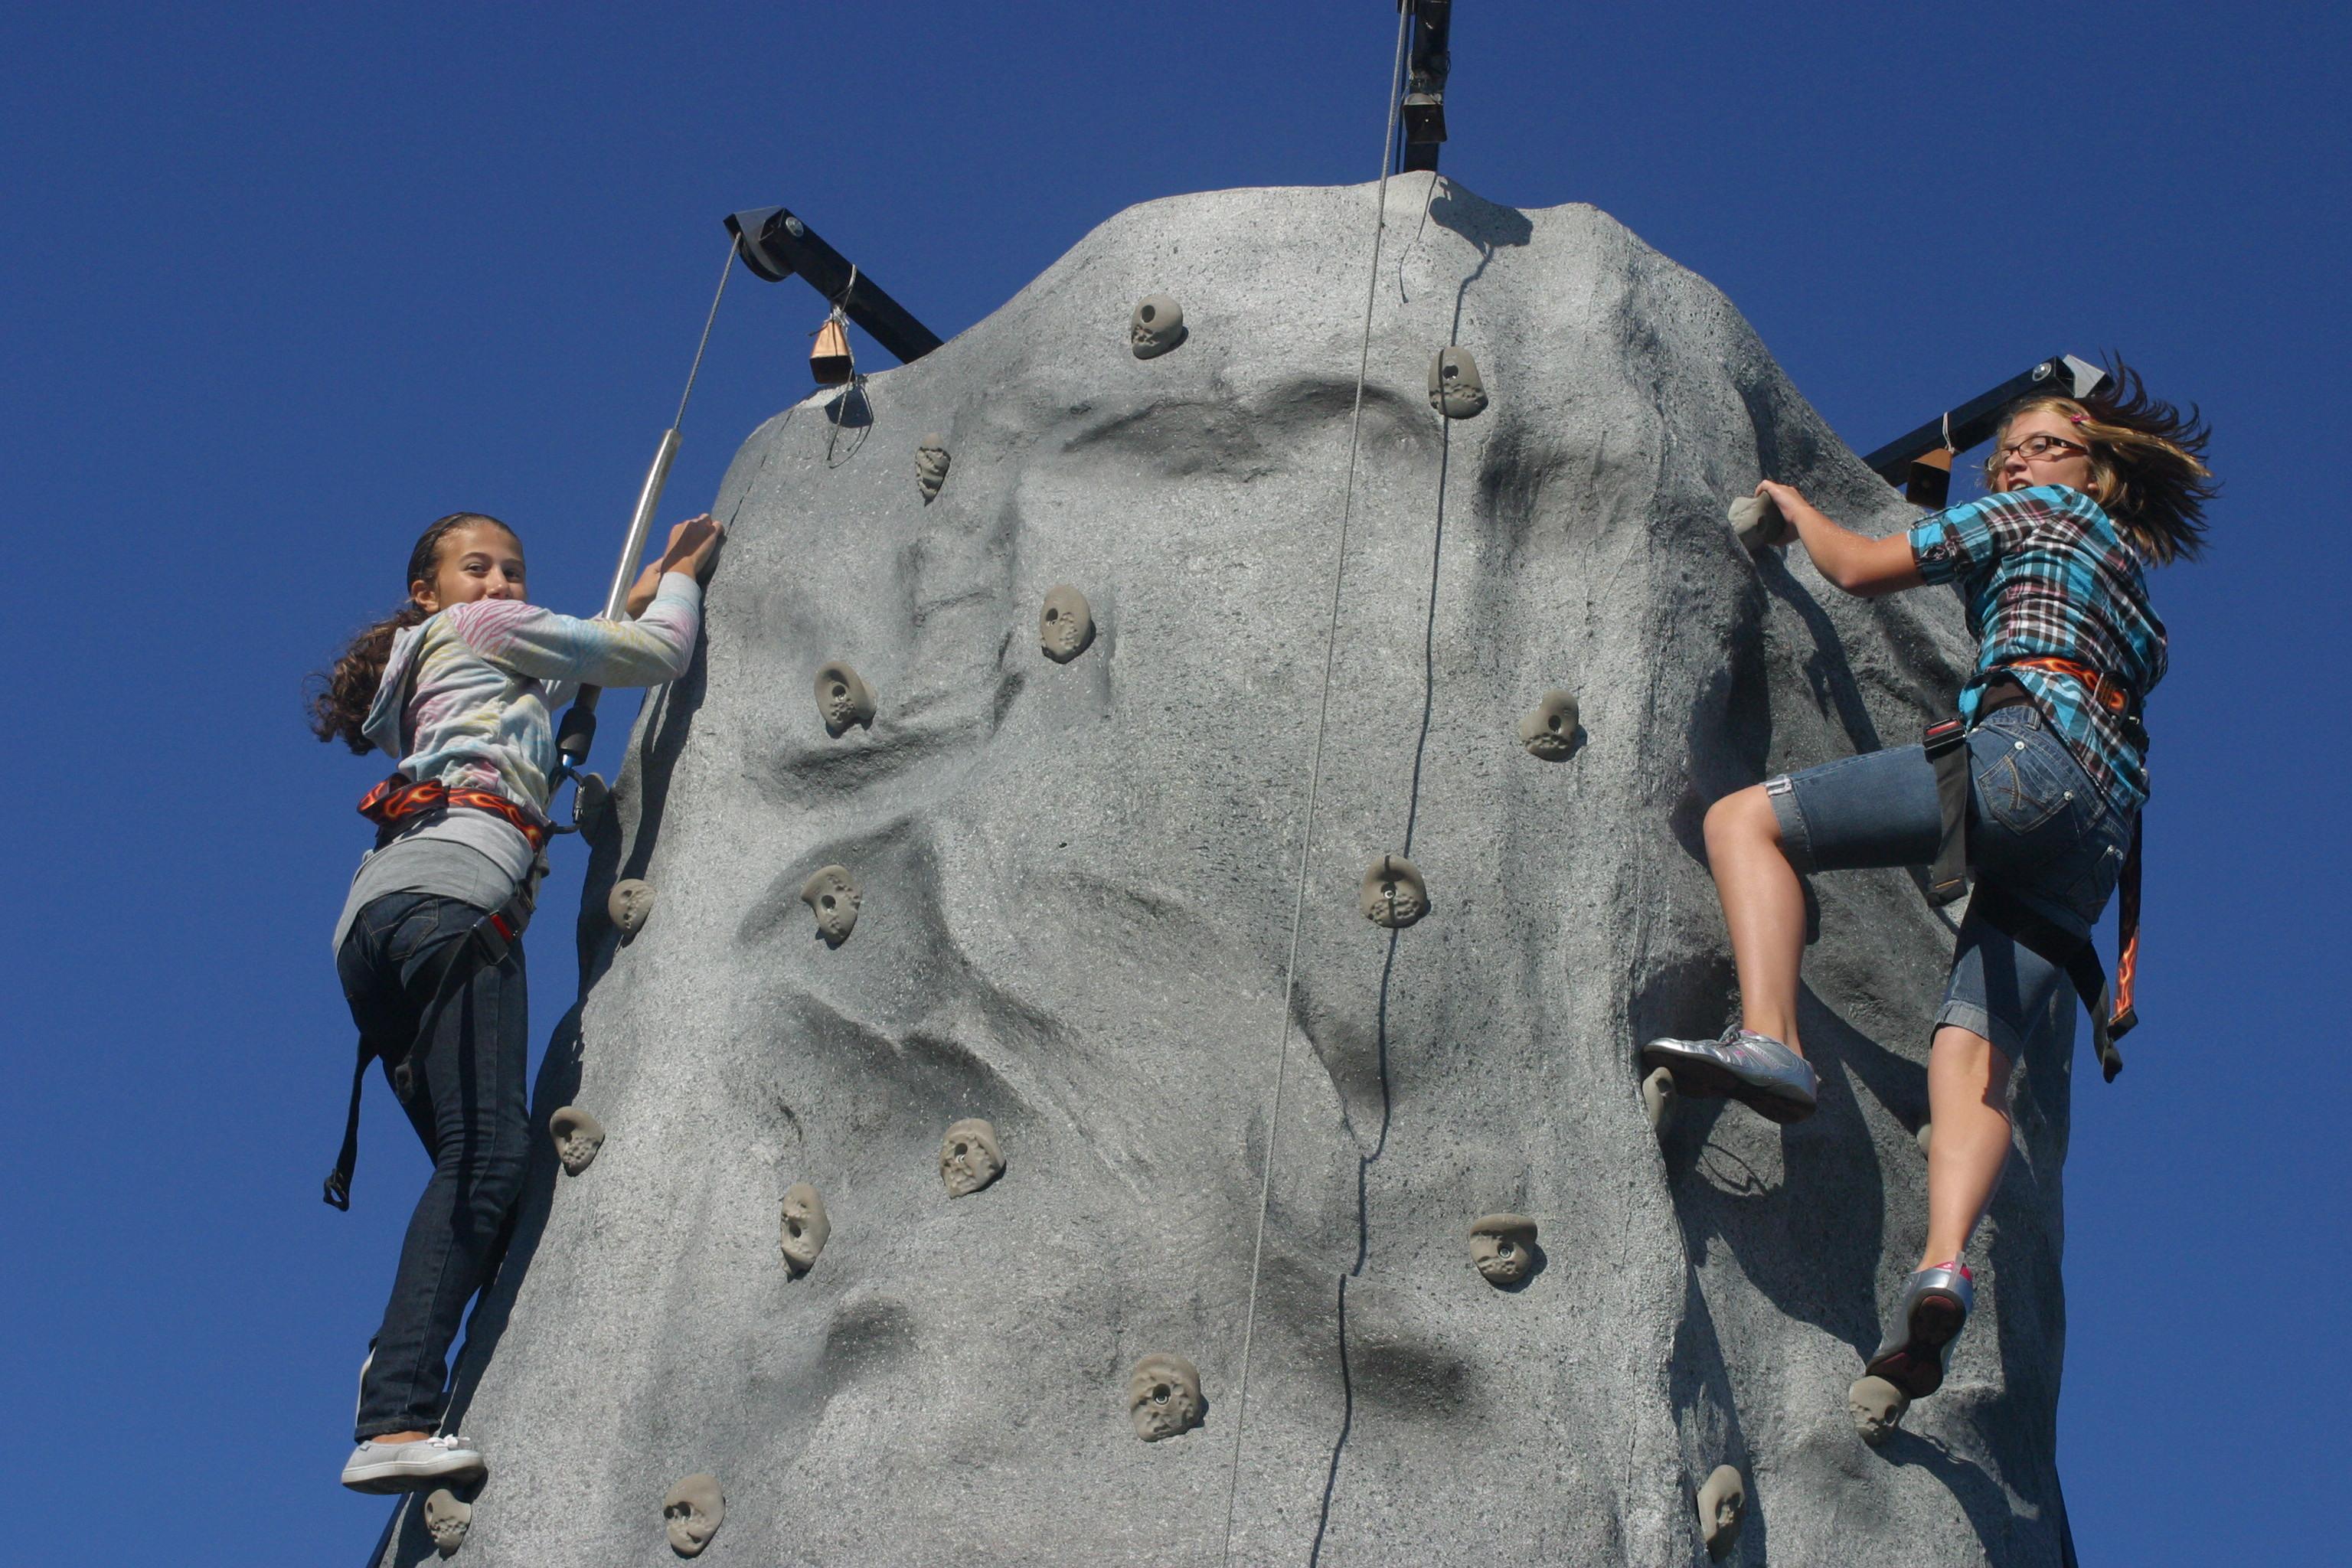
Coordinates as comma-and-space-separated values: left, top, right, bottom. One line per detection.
2, 3, 2344, 1561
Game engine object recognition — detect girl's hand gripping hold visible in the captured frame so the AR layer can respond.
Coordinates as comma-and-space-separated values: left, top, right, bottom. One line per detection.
623, 514, 726, 618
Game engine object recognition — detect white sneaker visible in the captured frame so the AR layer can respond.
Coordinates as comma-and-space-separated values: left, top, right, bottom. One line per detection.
340, 1432, 487, 1494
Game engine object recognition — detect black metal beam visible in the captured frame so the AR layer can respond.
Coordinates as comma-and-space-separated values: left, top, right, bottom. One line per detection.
1862, 353, 2110, 484
722, 205, 944, 366
1400, 0, 1452, 174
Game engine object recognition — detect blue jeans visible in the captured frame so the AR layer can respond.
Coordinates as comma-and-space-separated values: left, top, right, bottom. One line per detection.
335, 892, 529, 1440
1764, 704, 2132, 1059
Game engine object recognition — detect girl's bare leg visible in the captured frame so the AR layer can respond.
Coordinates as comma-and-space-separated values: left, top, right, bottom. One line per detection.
1919, 1024, 2013, 1268
1702, 785, 1808, 1054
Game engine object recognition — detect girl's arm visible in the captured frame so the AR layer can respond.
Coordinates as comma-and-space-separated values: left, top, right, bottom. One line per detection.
1756, 481, 1923, 598
449, 516, 724, 688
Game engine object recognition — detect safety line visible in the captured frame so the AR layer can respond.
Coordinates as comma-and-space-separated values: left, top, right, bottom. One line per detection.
1216, 8, 1415, 1564
673, 237, 740, 431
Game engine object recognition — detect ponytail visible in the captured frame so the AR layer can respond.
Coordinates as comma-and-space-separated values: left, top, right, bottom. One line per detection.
305, 511, 515, 755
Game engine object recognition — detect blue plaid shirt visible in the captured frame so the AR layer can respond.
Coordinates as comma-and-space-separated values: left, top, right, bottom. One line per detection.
1907, 484, 2166, 816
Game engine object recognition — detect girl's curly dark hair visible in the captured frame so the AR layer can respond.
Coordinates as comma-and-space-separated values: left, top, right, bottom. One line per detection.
1986, 355, 2216, 564
305, 513, 517, 753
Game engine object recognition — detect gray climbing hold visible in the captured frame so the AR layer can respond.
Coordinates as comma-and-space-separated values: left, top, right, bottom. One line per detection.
550, 1106, 605, 1175
1730, 493, 1792, 554
1359, 854, 1429, 929
1916, 1122, 1933, 1158
1038, 583, 1095, 662
607, 878, 655, 939
1126, 1353, 1204, 1441
1129, 294, 1187, 359
779, 1182, 830, 1275
1428, 345, 1489, 419
1697, 1464, 1746, 1558
1642, 1066, 1678, 1132
423, 1488, 472, 1557
915, 433, 951, 502
799, 865, 862, 946
1517, 690, 1581, 760
1468, 1213, 1538, 1285
940, 1117, 1004, 1197
1848, 1374, 1909, 1444
662, 1474, 724, 1557
814, 660, 877, 737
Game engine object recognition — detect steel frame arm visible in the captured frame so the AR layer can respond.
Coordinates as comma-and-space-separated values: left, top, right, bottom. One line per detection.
724, 206, 943, 365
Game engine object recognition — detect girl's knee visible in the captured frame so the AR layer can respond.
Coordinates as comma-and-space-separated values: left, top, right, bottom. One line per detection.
1704, 785, 1780, 848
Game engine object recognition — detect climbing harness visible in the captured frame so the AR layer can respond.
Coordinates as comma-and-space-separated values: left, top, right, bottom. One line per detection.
1217, 7, 1416, 1563
358, 776, 551, 851
1919, 658, 2144, 1080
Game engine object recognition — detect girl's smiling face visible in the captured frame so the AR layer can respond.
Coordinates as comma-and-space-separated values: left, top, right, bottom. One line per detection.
411, 521, 526, 611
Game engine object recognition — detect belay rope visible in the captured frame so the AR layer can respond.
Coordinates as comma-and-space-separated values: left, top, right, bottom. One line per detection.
1215, 8, 1417, 1563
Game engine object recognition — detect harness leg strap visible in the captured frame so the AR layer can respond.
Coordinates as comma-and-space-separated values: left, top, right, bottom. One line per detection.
1923, 718, 1971, 906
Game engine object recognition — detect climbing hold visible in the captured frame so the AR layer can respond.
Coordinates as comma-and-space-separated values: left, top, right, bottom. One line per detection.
1697, 1464, 1746, 1559
1916, 1122, 1932, 1158
1642, 1067, 1678, 1132
799, 866, 862, 946
662, 1474, 724, 1558
1130, 294, 1187, 359
572, 772, 609, 834
607, 879, 655, 939
939, 1117, 1004, 1197
423, 1488, 471, 1557
1359, 854, 1429, 929
1428, 345, 1489, 419
1038, 584, 1095, 663
550, 1106, 606, 1176
1847, 1374, 1909, 1444
1126, 1353, 1204, 1441
1468, 1214, 1538, 1286
915, 433, 952, 502
1517, 690, 1581, 760
813, 661, 877, 737
1730, 493, 1792, 554
779, 1182, 830, 1275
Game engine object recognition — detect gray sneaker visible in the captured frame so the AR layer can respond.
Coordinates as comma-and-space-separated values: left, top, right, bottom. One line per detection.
340, 1433, 487, 1494
1864, 1263, 1975, 1398
1639, 1027, 1818, 1123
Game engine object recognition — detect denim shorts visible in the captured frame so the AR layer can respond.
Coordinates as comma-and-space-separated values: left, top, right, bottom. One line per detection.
1763, 704, 2132, 1060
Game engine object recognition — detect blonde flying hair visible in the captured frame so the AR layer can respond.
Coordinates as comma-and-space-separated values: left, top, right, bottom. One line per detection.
1983, 357, 2216, 564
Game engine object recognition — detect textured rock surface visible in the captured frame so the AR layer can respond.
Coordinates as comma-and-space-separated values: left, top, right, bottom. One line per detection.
380, 175, 2082, 1566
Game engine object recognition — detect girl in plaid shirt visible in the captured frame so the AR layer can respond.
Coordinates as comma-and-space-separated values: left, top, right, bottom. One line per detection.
1643, 362, 2214, 1413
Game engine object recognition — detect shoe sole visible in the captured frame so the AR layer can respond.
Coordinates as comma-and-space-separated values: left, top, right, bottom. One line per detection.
1865, 1290, 1967, 1399
1638, 1044, 1815, 1125
341, 1455, 487, 1495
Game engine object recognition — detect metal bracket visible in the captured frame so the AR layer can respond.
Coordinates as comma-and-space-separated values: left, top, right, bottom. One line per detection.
723, 205, 945, 366
1400, 0, 1453, 173
1861, 353, 2115, 490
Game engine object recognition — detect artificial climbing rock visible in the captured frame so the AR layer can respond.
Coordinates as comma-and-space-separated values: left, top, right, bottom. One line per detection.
423, 1488, 471, 1557
1038, 584, 1094, 663
1359, 854, 1428, 929
1428, 344, 1488, 419
915, 434, 951, 502
1468, 1214, 1538, 1285
799, 866, 861, 946
813, 660, 877, 737
1129, 294, 1186, 358
1730, 492, 1792, 554
779, 1182, 830, 1275
1642, 1066, 1678, 1132
1517, 690, 1580, 760
1848, 1374, 1909, 1444
606, 879, 655, 939
549, 1107, 605, 1176
939, 1118, 1004, 1197
1126, 1353, 1204, 1441
1697, 1464, 1746, 1558
661, 1475, 723, 1558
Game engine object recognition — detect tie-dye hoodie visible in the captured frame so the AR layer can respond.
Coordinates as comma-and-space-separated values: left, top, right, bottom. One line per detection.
361, 573, 704, 820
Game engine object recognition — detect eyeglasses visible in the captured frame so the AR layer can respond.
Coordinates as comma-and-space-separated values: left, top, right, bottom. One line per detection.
1997, 433, 2089, 463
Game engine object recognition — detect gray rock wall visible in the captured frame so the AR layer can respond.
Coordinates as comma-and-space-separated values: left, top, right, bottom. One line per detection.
383, 175, 2079, 1566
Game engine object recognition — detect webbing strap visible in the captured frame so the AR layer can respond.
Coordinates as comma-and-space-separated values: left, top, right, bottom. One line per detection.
2110, 812, 2142, 1037
1972, 884, 2127, 1083
1923, 719, 1971, 905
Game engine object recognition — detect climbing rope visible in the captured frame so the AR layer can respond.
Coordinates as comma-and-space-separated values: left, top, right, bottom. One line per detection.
675, 237, 740, 432
1216, 8, 1416, 1563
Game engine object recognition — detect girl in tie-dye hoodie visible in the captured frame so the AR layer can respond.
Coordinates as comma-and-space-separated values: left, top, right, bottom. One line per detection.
306, 509, 720, 1494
